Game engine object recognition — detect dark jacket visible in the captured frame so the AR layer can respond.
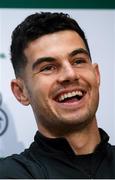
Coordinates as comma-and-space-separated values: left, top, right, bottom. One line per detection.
0, 128, 115, 179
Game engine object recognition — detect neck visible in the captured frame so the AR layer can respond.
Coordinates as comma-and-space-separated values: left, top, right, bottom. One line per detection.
65, 120, 101, 155
38, 118, 101, 155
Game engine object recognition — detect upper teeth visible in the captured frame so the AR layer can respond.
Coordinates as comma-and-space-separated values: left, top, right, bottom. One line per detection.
58, 91, 83, 102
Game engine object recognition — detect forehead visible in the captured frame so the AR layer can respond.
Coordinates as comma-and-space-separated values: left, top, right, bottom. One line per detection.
24, 30, 87, 63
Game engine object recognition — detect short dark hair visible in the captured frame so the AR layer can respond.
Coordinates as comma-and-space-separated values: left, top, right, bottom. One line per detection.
10, 12, 91, 77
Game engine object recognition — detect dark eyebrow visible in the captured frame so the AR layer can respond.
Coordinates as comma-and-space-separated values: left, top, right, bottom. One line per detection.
69, 48, 90, 58
32, 57, 55, 70
32, 48, 90, 70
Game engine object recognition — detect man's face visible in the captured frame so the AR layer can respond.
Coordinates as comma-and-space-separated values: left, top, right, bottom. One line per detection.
23, 30, 100, 136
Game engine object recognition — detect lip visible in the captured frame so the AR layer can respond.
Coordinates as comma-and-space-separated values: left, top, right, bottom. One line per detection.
52, 87, 87, 109
53, 87, 87, 102
53, 91, 87, 110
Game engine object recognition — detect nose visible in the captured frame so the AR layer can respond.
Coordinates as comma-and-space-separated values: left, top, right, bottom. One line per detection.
57, 62, 80, 84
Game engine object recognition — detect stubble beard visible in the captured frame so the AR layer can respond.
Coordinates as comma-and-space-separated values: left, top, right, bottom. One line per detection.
32, 87, 99, 137
35, 103, 98, 137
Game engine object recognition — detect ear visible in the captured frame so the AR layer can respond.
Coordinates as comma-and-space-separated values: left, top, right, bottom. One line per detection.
11, 78, 30, 106
93, 63, 100, 86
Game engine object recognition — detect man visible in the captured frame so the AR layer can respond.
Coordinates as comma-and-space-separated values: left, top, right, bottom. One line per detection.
0, 12, 115, 178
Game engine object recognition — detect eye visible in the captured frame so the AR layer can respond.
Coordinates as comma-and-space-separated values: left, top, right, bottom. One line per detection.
40, 64, 56, 73
74, 59, 86, 65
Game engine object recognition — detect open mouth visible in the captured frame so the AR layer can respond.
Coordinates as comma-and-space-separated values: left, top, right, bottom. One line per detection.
55, 90, 86, 103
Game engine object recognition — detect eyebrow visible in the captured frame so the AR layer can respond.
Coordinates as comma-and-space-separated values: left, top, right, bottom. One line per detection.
69, 48, 90, 57
32, 57, 55, 71
32, 48, 90, 71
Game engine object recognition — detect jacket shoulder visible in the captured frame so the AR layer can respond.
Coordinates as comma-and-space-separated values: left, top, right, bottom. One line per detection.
0, 154, 31, 178
110, 145, 115, 152
0, 153, 47, 178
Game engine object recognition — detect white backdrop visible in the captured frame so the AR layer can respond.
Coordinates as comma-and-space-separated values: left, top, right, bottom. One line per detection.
0, 9, 115, 157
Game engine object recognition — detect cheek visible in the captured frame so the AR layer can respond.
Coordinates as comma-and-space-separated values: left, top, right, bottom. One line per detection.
38, 74, 57, 90
84, 68, 99, 85
92, 73, 100, 88
80, 71, 99, 95
31, 77, 54, 100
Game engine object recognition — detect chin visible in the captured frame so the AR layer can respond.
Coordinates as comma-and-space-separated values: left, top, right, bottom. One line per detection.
58, 112, 94, 129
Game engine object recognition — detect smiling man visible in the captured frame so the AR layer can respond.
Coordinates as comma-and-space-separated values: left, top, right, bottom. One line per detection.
0, 12, 115, 178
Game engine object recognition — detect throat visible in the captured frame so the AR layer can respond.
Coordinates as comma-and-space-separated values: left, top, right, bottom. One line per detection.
65, 125, 101, 155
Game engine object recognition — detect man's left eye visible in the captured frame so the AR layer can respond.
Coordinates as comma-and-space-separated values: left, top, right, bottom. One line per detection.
74, 59, 85, 64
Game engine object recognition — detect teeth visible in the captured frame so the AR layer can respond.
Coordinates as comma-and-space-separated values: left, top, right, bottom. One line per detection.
58, 90, 83, 102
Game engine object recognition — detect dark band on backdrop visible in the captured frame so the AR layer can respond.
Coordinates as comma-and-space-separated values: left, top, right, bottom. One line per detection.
0, 0, 115, 9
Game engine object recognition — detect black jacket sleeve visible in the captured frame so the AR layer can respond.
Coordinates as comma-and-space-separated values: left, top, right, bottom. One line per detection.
0, 155, 47, 179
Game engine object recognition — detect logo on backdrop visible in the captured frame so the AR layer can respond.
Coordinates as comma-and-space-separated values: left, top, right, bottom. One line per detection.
0, 93, 8, 136
0, 53, 6, 59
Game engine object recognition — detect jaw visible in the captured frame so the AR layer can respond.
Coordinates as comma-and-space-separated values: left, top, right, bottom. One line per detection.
34, 87, 99, 137
49, 88, 98, 127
